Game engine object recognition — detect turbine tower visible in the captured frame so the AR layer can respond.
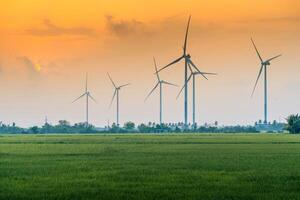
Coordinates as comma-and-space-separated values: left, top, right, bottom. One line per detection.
145, 57, 178, 125
108, 73, 130, 126
251, 38, 282, 124
72, 74, 97, 127
177, 64, 217, 128
156, 15, 205, 127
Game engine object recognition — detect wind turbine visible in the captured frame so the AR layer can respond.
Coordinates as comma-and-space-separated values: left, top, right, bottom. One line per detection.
156, 15, 209, 127
72, 74, 97, 127
145, 57, 178, 125
177, 63, 217, 128
251, 38, 282, 124
108, 73, 130, 126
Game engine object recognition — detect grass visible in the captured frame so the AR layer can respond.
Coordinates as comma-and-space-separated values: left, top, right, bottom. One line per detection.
1, 133, 300, 200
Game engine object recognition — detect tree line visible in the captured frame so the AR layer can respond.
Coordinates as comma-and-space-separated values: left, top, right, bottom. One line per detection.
0, 114, 299, 134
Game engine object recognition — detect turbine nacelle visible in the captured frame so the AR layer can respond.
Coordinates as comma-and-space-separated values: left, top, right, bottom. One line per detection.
160, 80, 168, 84
185, 54, 191, 59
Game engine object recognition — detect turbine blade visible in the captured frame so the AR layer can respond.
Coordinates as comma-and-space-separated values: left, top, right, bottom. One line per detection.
251, 65, 264, 97
88, 93, 97, 103
72, 93, 86, 103
145, 82, 159, 102
188, 59, 208, 80
153, 57, 160, 81
162, 81, 178, 87
156, 56, 184, 74
183, 15, 191, 55
176, 73, 193, 99
120, 83, 130, 88
109, 90, 117, 108
187, 61, 193, 73
251, 38, 263, 62
107, 73, 117, 88
85, 73, 88, 93
196, 72, 218, 75
266, 54, 282, 62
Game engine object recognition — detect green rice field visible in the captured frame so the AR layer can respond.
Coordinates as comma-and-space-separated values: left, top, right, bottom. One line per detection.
1, 134, 300, 200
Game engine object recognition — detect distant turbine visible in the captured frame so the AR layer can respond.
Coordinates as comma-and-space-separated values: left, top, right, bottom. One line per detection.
156, 15, 207, 127
177, 63, 217, 128
145, 57, 178, 125
72, 74, 97, 127
108, 73, 130, 126
251, 38, 282, 124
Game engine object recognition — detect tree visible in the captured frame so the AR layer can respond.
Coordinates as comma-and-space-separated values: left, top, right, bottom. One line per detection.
286, 114, 300, 134
40, 123, 53, 133
138, 123, 148, 133
58, 120, 70, 127
124, 121, 135, 130
174, 126, 181, 133
109, 123, 120, 133
55, 120, 71, 133
30, 126, 39, 134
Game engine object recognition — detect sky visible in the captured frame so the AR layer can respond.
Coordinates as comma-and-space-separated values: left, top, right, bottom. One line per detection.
0, 0, 299, 127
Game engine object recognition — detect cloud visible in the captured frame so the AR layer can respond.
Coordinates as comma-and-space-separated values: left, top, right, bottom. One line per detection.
236, 16, 300, 23
258, 17, 300, 23
17, 56, 41, 74
103, 14, 220, 40
42, 61, 62, 75
105, 15, 150, 37
26, 19, 96, 37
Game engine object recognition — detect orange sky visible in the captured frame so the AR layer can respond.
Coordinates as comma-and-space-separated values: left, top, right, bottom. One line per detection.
0, 0, 299, 126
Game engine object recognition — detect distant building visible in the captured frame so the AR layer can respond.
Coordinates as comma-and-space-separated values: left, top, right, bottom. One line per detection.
254, 120, 285, 132
95, 127, 108, 132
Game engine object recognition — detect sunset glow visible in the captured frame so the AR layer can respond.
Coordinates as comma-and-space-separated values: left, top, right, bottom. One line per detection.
0, 0, 299, 126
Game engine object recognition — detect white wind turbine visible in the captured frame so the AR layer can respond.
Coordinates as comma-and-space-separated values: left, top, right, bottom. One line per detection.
72, 74, 97, 127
